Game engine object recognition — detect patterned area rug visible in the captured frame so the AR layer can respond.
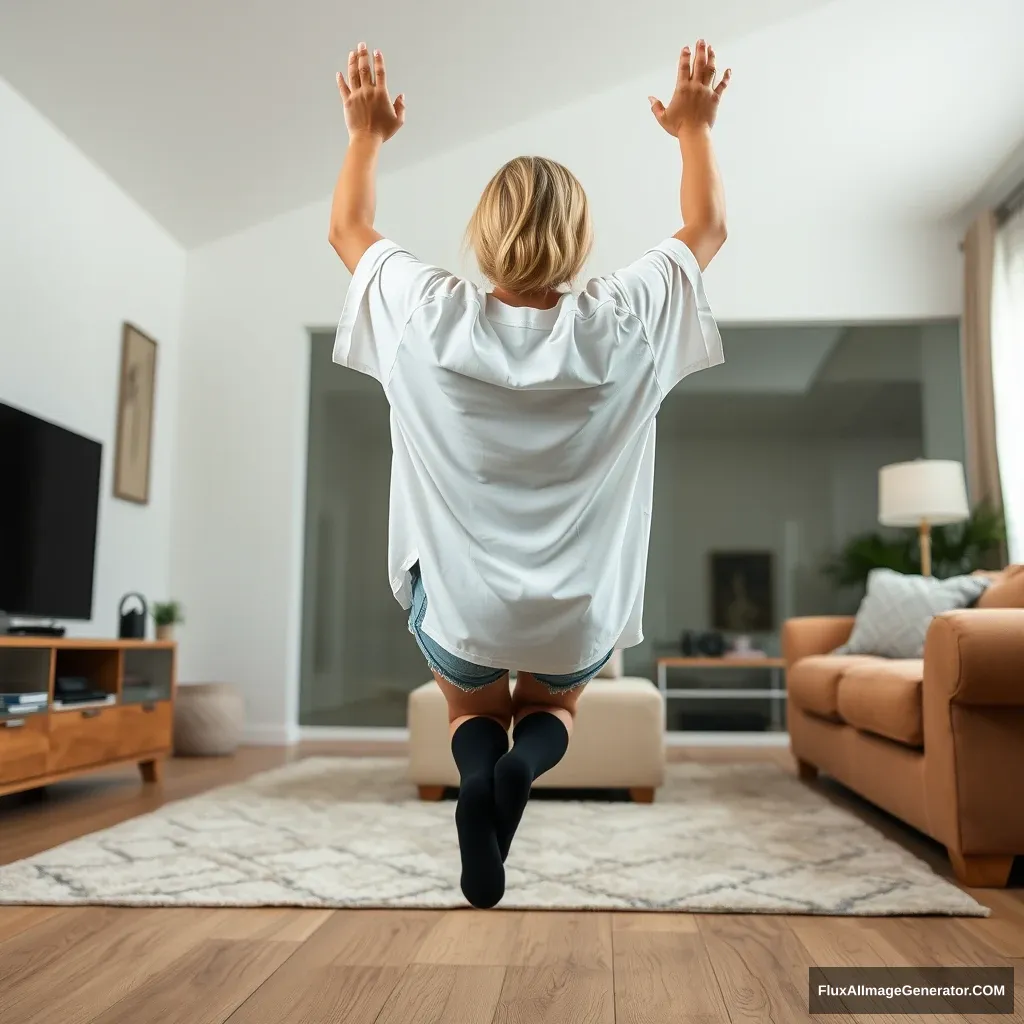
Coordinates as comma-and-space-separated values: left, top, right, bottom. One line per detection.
0, 758, 986, 915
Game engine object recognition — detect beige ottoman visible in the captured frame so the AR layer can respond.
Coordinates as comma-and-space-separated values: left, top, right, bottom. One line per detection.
407, 677, 666, 802
173, 682, 245, 757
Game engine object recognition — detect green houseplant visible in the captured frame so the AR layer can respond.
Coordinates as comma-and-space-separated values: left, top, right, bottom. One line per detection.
152, 600, 185, 641
825, 502, 1006, 590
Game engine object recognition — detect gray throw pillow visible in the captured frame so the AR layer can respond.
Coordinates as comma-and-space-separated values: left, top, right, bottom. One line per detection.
836, 568, 990, 659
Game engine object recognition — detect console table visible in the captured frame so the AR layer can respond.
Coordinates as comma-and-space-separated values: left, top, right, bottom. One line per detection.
0, 638, 175, 797
656, 656, 788, 732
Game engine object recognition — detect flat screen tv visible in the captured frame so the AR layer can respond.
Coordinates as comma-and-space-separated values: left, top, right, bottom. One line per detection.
0, 401, 102, 620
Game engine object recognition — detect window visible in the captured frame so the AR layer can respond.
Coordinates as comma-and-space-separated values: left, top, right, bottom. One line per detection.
992, 206, 1024, 561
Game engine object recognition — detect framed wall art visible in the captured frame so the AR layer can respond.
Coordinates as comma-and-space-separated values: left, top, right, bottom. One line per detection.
709, 550, 775, 632
113, 322, 158, 504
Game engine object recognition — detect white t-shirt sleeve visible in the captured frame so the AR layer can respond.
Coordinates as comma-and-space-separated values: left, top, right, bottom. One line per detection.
598, 237, 724, 395
333, 238, 449, 384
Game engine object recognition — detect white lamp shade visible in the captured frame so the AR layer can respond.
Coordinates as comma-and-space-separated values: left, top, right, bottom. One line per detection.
878, 460, 969, 527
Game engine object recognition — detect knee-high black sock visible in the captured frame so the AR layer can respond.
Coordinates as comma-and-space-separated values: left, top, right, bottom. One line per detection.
494, 712, 569, 862
450, 716, 509, 909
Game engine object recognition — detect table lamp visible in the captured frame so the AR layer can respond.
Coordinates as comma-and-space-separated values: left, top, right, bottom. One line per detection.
878, 460, 969, 576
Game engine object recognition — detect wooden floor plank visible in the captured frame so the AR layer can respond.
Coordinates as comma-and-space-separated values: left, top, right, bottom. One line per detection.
698, 914, 859, 1024
203, 907, 332, 943
375, 964, 507, 1024
413, 909, 525, 966
295, 908, 439, 967
869, 916, 1012, 967
867, 914, 1024, 1017
507, 912, 612, 969
789, 917, 966, 1024
225, 965, 403, 1024
5, 909, 241, 1024
959, 889, 1024, 957
0, 906, 128, 992
88, 938, 298, 1024
613, 917, 729, 1024
0, 905, 63, 943
612, 911, 698, 932
493, 965, 614, 1024
1, 908, 167, 1022
872, 921, 1024, 1024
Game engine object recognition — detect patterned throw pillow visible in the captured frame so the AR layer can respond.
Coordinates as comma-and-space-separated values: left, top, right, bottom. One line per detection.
836, 568, 991, 659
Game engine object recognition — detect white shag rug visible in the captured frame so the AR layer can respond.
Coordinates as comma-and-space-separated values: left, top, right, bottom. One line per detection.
0, 758, 987, 915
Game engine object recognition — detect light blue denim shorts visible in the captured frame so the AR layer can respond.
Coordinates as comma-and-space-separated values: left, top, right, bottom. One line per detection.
407, 564, 612, 693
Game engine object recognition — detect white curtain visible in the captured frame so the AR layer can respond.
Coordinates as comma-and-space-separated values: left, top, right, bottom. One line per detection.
992, 205, 1024, 562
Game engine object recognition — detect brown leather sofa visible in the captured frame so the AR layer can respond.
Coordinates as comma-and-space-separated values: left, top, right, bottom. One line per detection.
783, 565, 1024, 887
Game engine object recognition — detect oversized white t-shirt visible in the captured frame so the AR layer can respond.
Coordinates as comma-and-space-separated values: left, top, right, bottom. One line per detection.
334, 237, 723, 673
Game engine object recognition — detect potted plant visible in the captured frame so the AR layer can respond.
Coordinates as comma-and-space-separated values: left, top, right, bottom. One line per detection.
824, 502, 1006, 591
152, 600, 185, 641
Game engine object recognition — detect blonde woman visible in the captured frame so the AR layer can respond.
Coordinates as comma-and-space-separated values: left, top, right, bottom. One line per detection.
330, 40, 730, 908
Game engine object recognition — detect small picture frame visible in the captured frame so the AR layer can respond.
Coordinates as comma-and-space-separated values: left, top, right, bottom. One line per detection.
113, 322, 158, 504
710, 551, 774, 632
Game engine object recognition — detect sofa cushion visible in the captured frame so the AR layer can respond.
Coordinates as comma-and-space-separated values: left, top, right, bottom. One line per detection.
787, 655, 881, 719
977, 564, 1024, 609
837, 568, 990, 659
836, 660, 924, 747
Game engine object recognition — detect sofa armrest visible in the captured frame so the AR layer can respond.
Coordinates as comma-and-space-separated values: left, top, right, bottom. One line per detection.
924, 609, 1024, 706
782, 617, 855, 667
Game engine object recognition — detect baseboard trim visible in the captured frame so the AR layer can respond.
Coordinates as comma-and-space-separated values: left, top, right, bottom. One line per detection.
243, 722, 301, 746
298, 726, 410, 743
294, 725, 784, 748
665, 731, 790, 747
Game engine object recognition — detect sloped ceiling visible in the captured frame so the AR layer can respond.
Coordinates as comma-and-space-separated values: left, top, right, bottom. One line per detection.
2, 0, 1021, 247
0, 0, 829, 245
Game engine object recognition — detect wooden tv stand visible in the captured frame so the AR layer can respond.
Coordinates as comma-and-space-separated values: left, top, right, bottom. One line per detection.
0, 638, 175, 798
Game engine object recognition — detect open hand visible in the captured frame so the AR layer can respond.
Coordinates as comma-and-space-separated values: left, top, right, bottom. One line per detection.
649, 39, 730, 136
337, 42, 405, 142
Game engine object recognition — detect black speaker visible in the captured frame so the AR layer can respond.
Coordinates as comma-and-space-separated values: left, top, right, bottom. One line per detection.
680, 630, 726, 657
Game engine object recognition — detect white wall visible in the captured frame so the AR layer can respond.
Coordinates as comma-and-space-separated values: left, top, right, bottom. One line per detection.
173, 24, 965, 737
0, 76, 186, 638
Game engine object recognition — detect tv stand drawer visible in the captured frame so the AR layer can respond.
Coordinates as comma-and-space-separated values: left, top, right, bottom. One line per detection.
0, 716, 50, 783
116, 702, 172, 757
48, 706, 121, 772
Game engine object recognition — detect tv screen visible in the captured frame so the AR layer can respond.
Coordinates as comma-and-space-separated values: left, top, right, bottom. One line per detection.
0, 401, 102, 620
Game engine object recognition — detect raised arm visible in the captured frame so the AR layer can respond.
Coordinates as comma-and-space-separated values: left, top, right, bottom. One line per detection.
649, 39, 730, 271
329, 43, 406, 274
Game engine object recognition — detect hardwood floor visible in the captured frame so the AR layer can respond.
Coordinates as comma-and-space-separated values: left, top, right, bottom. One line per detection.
1, 742, 1021, 1024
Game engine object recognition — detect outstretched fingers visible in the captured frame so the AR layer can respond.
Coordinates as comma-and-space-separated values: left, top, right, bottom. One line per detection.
692, 38, 708, 82
677, 45, 692, 85
393, 93, 406, 125
703, 45, 717, 86
373, 48, 387, 90
347, 48, 360, 91
714, 68, 732, 98
356, 42, 373, 87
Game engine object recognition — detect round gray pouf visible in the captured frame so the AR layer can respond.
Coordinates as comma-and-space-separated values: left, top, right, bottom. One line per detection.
174, 682, 245, 757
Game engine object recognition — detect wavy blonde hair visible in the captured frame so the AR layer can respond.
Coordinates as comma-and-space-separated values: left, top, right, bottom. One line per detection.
465, 156, 593, 295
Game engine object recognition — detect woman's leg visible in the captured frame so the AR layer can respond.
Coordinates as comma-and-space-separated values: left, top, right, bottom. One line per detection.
510, 670, 585, 733
434, 672, 512, 909
493, 671, 587, 860
434, 671, 512, 735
